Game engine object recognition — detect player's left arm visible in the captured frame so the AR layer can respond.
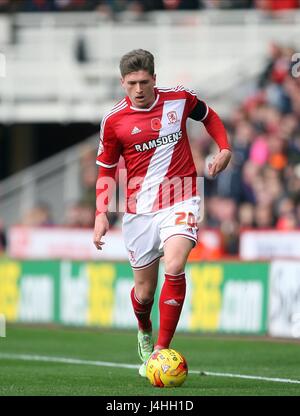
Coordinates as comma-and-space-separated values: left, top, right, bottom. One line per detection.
189, 99, 232, 178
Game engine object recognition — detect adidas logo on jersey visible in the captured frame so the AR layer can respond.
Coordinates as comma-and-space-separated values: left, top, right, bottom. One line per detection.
131, 126, 141, 135
164, 299, 181, 306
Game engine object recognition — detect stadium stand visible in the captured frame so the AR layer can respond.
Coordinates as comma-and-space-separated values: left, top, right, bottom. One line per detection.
2, 6, 300, 396
0, 7, 300, 256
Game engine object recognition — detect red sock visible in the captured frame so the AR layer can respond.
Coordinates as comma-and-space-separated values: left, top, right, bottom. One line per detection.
130, 287, 153, 332
156, 273, 186, 349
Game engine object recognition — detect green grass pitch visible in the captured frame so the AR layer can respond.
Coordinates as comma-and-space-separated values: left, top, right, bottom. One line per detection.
0, 325, 300, 396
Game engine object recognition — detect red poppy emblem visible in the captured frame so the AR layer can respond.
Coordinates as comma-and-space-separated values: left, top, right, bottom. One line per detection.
151, 118, 162, 131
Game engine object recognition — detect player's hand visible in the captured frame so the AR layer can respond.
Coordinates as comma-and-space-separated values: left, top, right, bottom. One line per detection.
93, 213, 109, 250
208, 149, 232, 178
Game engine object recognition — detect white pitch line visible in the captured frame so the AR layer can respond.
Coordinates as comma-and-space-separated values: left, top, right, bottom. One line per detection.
199, 371, 300, 385
0, 353, 139, 370
0, 353, 300, 385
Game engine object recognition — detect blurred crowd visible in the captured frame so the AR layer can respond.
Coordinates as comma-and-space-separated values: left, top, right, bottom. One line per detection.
193, 42, 300, 253
1, 42, 300, 256
0, 0, 299, 15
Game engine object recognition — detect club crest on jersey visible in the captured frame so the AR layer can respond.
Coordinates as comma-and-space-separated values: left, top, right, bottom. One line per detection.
151, 118, 162, 131
167, 111, 178, 124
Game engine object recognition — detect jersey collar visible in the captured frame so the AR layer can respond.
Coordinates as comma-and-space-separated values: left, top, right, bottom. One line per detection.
126, 88, 160, 112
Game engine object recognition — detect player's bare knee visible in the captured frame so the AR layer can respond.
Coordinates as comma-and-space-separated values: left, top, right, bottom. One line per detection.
134, 288, 154, 305
164, 258, 185, 276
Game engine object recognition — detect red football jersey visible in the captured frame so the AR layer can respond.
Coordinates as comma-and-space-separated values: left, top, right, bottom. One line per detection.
96, 86, 205, 214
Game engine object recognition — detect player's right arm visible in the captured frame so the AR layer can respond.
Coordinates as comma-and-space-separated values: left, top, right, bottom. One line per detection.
94, 212, 110, 250
93, 115, 121, 250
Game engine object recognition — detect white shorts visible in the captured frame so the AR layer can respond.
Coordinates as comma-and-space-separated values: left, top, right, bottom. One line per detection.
122, 196, 201, 270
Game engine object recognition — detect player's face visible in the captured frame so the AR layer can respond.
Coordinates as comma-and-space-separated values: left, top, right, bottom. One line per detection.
121, 70, 156, 109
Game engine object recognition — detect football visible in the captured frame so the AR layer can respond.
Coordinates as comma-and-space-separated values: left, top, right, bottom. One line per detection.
146, 349, 188, 387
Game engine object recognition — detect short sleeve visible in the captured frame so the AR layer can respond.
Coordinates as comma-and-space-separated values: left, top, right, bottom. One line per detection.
96, 116, 121, 168
184, 87, 198, 114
